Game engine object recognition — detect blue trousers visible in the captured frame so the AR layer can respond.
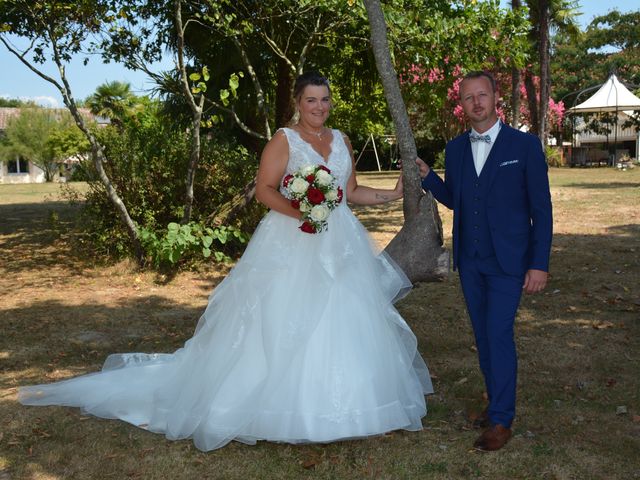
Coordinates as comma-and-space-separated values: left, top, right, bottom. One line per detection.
458, 252, 524, 428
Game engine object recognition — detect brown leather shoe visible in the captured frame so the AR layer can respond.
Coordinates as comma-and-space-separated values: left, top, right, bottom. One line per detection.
471, 408, 490, 429
473, 424, 512, 451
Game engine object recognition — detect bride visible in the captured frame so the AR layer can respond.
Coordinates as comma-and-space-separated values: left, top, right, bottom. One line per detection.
19, 72, 433, 452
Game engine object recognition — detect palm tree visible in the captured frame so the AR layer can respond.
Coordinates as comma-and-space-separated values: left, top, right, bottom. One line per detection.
86, 81, 136, 127
511, 0, 523, 128
522, 0, 580, 143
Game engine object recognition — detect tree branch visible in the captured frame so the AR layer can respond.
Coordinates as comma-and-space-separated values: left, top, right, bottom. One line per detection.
0, 36, 65, 92
230, 35, 271, 139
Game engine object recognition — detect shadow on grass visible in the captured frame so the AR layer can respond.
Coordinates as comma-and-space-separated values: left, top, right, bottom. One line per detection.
564, 182, 640, 189
0, 201, 94, 277
0, 296, 204, 387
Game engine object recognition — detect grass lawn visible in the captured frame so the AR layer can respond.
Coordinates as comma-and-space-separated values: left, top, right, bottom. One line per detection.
1, 168, 639, 479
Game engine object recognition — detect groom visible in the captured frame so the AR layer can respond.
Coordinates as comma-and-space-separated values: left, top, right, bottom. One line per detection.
416, 71, 552, 451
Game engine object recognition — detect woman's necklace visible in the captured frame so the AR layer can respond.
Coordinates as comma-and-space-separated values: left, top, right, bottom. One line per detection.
298, 126, 324, 139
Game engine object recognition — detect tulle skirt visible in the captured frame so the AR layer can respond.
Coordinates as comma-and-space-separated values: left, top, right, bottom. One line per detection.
19, 205, 433, 451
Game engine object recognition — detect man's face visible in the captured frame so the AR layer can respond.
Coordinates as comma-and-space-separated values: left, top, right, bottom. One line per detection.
459, 76, 498, 127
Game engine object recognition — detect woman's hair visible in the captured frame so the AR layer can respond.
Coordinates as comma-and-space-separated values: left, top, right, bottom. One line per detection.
292, 71, 331, 102
289, 71, 331, 126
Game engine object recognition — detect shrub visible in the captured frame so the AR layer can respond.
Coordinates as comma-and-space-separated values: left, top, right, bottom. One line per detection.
545, 146, 563, 167
69, 105, 262, 266
139, 222, 248, 268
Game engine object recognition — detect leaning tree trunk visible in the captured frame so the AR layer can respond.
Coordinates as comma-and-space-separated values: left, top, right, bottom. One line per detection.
363, 0, 448, 283
0, 25, 145, 263
52, 44, 144, 262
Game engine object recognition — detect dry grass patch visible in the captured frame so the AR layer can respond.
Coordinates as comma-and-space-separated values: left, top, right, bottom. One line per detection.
1, 168, 638, 479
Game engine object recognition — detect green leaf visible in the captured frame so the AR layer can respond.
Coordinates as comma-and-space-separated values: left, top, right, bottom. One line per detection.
229, 73, 240, 92
189, 72, 201, 82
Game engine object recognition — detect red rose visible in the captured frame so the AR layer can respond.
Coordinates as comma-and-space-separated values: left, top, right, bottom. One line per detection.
337, 187, 343, 202
318, 165, 331, 173
291, 199, 300, 209
300, 221, 316, 234
306, 174, 316, 183
307, 187, 325, 205
283, 174, 294, 187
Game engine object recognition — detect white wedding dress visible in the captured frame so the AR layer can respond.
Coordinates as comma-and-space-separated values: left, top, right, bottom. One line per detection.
19, 127, 433, 452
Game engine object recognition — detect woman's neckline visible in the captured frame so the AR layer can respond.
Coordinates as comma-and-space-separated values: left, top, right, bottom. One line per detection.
289, 127, 335, 164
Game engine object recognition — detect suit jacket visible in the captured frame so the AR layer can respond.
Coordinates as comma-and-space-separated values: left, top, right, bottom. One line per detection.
422, 124, 553, 276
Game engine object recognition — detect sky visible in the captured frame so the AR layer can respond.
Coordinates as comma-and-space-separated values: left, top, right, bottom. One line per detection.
0, 1, 638, 108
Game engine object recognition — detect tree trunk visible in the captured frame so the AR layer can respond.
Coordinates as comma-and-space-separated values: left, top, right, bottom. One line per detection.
51, 43, 144, 262
175, 0, 203, 225
275, 58, 294, 128
537, 0, 550, 147
207, 178, 257, 226
511, 68, 521, 128
363, 0, 448, 283
524, 70, 539, 136
510, 0, 522, 128
66, 100, 144, 262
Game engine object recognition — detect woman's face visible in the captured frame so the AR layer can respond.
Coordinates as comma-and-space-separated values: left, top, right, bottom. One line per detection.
297, 85, 331, 128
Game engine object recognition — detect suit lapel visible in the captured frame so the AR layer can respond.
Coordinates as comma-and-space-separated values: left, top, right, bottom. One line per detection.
454, 136, 470, 205
485, 125, 510, 188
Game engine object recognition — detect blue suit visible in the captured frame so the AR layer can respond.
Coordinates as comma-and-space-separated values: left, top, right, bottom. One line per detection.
422, 124, 552, 428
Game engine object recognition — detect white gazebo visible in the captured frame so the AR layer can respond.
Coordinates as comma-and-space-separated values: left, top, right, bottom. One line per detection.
567, 74, 640, 166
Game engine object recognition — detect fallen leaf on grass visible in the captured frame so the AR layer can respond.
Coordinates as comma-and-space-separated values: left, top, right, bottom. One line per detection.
616, 406, 628, 415
301, 456, 321, 469
592, 321, 615, 330
632, 415, 640, 423
455, 377, 468, 385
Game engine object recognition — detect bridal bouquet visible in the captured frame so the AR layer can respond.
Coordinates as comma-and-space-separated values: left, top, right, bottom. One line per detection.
282, 164, 343, 234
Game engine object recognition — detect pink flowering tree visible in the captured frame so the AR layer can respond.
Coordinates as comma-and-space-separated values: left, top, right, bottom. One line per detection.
393, 1, 529, 157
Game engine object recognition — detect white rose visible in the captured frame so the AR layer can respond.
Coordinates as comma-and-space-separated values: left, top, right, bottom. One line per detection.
290, 177, 309, 194
299, 200, 311, 213
310, 204, 330, 222
325, 188, 338, 201
300, 165, 316, 176
315, 169, 333, 186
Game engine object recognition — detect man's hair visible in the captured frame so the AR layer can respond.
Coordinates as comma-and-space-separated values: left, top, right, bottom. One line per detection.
293, 71, 331, 100
462, 71, 497, 92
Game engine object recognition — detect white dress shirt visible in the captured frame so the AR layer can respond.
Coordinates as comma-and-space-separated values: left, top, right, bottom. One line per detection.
470, 120, 501, 176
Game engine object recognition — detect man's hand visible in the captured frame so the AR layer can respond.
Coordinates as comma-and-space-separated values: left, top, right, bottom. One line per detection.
523, 269, 548, 294
415, 157, 430, 179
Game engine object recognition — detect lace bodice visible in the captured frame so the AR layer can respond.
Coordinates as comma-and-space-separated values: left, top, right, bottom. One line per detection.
280, 128, 352, 191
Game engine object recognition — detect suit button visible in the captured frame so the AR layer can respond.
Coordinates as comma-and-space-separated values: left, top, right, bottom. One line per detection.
474, 210, 479, 215
474, 239, 479, 243
474, 225, 479, 229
